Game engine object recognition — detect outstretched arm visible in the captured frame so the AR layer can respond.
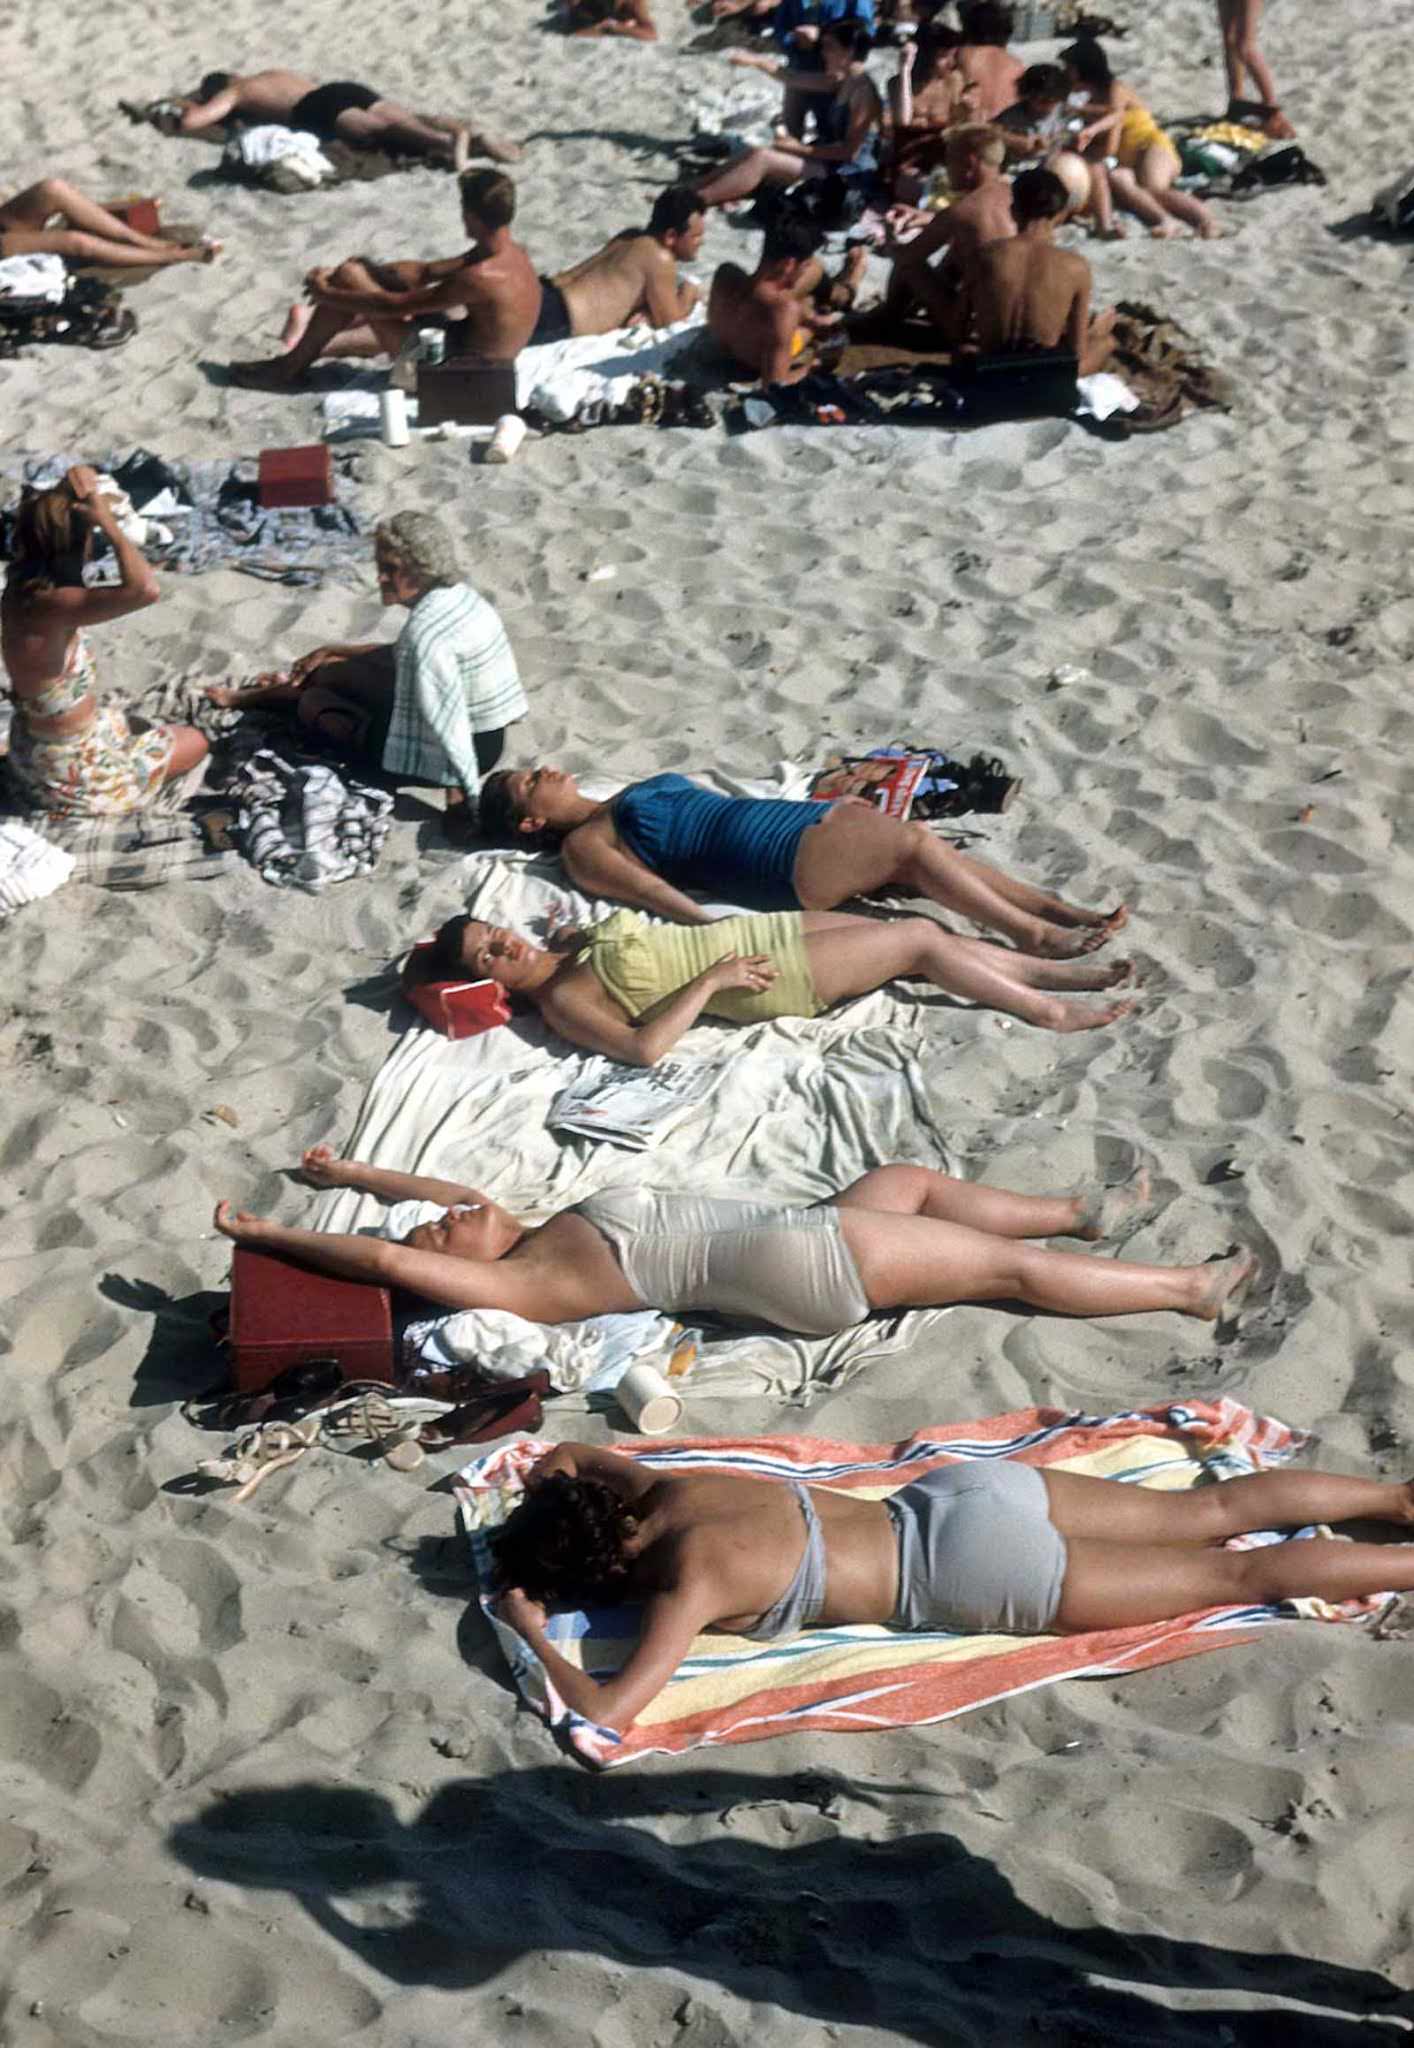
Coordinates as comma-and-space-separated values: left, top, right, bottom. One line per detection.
299, 1144, 493, 1210
498, 1586, 712, 1733
179, 85, 241, 133
214, 1203, 510, 1309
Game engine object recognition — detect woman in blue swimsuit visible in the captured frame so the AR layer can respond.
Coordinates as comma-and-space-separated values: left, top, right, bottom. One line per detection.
478, 764, 1127, 958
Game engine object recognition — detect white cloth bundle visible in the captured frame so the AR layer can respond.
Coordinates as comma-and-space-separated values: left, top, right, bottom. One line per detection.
231, 125, 336, 190
0, 253, 67, 303
0, 820, 75, 917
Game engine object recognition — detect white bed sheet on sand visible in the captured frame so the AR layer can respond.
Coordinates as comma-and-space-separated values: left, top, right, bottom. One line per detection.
313, 845, 967, 1406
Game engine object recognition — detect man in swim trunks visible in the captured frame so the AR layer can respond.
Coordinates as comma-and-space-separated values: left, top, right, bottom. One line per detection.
883, 123, 1014, 342
477, 765, 1128, 959
543, 190, 705, 336
487, 1439, 1414, 1733
971, 169, 1115, 374
227, 169, 543, 388
172, 68, 521, 165
708, 219, 862, 386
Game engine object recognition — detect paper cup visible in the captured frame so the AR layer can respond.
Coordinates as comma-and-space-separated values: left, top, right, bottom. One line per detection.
615, 1362, 682, 1436
379, 389, 410, 448
484, 412, 527, 464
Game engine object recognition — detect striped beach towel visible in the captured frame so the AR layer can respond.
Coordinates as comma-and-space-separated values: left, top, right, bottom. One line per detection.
457, 1399, 1390, 1768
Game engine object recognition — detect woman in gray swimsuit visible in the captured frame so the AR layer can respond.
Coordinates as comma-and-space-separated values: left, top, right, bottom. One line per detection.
217, 1148, 1258, 1336
489, 1441, 1414, 1734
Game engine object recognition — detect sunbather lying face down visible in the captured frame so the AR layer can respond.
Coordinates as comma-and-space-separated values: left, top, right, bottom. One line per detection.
477, 766, 1128, 959
490, 1440, 1414, 1732
424, 904, 1137, 1064
216, 1151, 1257, 1338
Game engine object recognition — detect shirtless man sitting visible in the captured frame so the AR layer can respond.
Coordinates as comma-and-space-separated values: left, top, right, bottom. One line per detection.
227, 170, 543, 389
883, 124, 1014, 343
547, 189, 704, 336
970, 168, 1115, 375
172, 68, 520, 165
708, 218, 864, 385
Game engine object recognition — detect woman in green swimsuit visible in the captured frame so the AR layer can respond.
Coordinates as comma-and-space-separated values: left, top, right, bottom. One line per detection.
422, 902, 1137, 1064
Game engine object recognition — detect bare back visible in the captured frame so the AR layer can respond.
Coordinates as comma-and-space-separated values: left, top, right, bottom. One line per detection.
708, 264, 796, 379
230, 70, 319, 120
555, 232, 675, 333
958, 44, 1024, 120
972, 236, 1088, 355
442, 239, 544, 361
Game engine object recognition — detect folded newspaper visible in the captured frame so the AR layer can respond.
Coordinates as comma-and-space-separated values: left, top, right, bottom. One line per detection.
548, 1055, 718, 1150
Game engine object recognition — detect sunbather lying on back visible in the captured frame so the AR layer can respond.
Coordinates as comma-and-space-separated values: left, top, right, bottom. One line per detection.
216, 1149, 1256, 1353
490, 1439, 1414, 1732
0, 178, 218, 268
422, 901, 1136, 1058
476, 765, 1128, 957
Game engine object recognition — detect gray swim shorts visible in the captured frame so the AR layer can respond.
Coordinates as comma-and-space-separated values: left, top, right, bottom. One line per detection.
884, 1462, 1067, 1635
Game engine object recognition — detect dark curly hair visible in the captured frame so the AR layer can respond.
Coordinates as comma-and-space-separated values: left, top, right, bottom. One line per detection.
490, 1474, 639, 1605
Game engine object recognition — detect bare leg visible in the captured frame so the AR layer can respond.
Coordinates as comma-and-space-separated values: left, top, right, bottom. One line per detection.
834, 1162, 1097, 1238
340, 100, 460, 159
1054, 1532, 1414, 1632
1141, 150, 1222, 238
946, 845, 1126, 935
833, 1203, 1259, 1321
697, 147, 809, 208
0, 223, 215, 268
3, 178, 178, 252
1107, 166, 1174, 237
423, 114, 521, 166
801, 916, 1135, 1032
161, 726, 209, 778
205, 675, 304, 711
1044, 1467, 1414, 1546
228, 304, 401, 388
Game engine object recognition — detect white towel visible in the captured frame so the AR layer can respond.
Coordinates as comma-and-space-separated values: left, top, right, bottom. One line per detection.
0, 820, 75, 917
0, 253, 67, 304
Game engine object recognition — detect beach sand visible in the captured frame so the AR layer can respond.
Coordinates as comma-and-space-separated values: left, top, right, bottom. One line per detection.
2, 0, 1412, 2039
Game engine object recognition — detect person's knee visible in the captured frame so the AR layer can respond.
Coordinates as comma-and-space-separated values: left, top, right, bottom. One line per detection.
328, 259, 366, 289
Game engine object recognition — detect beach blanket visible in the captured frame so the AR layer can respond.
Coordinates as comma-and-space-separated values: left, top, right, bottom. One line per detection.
1085, 301, 1234, 437
2, 450, 366, 586
457, 1399, 1392, 1767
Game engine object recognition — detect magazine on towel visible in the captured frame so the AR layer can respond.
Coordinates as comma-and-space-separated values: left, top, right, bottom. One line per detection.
548, 1055, 718, 1150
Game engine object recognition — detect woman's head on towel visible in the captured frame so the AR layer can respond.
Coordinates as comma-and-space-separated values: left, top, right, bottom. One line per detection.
430, 914, 552, 996
477, 765, 584, 847
491, 1473, 639, 1605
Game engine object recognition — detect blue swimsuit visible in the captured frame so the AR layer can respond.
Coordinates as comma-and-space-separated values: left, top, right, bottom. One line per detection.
612, 773, 832, 902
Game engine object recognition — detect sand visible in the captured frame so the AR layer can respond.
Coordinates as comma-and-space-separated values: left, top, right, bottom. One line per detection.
2, 0, 1413, 2039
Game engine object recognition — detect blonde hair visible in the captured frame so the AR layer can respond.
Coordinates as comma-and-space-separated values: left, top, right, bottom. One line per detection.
949, 123, 1006, 167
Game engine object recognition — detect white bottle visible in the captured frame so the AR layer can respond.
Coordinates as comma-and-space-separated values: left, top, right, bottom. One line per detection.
379, 388, 410, 448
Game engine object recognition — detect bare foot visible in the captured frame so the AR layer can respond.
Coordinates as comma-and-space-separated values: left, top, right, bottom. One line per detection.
1197, 220, 1225, 241
1193, 1248, 1259, 1323
1047, 996, 1136, 1034
1037, 906, 1130, 958
473, 131, 524, 164
1096, 222, 1127, 241
1076, 1165, 1153, 1242
1149, 221, 1180, 241
1028, 955, 1136, 993
204, 684, 241, 708
280, 302, 312, 349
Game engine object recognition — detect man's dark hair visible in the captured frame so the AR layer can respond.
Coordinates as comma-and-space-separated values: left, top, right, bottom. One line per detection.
960, 1, 1014, 45
459, 167, 517, 230
431, 913, 472, 978
196, 70, 233, 100
1060, 35, 1113, 87
490, 1475, 637, 1605
1018, 62, 1069, 99
649, 186, 705, 239
1010, 168, 1070, 224
762, 217, 825, 266
821, 17, 872, 58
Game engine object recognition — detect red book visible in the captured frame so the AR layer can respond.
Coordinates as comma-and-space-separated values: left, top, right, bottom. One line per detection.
403, 941, 512, 1039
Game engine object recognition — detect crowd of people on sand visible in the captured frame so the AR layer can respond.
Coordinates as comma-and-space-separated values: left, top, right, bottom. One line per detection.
9, 2, 1401, 1748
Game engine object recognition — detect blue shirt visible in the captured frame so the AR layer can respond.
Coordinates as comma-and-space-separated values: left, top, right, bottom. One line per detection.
771, 0, 875, 54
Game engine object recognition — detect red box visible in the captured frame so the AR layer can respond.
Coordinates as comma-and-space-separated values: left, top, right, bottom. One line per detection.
226, 1243, 394, 1393
403, 943, 512, 1038
107, 194, 162, 237
257, 445, 334, 509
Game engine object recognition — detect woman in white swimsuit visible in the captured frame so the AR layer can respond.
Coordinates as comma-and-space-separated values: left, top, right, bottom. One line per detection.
216, 1146, 1258, 1337
2, 467, 208, 818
